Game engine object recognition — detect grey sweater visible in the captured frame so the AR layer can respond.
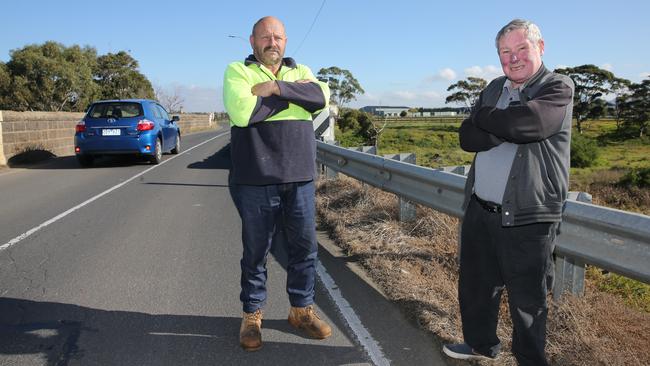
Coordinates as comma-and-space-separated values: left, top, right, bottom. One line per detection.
460, 65, 575, 226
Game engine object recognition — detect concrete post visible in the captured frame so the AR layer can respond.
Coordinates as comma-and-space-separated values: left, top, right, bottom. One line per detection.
553, 191, 592, 300
0, 111, 6, 166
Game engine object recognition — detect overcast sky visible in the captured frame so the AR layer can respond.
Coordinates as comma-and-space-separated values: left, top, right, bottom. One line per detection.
2, 0, 649, 112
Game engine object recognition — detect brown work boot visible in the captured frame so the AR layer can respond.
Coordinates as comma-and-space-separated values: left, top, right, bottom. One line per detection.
288, 305, 332, 339
239, 309, 263, 351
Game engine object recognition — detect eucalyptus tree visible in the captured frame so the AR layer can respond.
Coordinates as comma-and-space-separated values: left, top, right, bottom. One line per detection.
555, 65, 616, 133
445, 76, 487, 110
94, 51, 155, 100
620, 78, 650, 137
2, 42, 98, 111
316, 66, 364, 108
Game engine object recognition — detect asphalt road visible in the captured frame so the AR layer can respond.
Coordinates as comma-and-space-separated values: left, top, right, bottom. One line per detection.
0, 128, 448, 366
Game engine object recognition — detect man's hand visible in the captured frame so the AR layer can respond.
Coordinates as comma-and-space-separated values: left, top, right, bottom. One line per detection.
251, 81, 280, 97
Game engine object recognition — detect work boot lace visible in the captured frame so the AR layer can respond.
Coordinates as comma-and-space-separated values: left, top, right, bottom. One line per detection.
244, 309, 263, 325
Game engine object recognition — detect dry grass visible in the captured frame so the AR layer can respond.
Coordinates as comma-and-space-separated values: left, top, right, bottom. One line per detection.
316, 176, 650, 366
589, 183, 650, 216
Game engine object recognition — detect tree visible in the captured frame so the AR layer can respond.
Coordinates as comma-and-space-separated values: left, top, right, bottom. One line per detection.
609, 77, 632, 130
365, 116, 389, 148
620, 78, 650, 138
445, 77, 487, 109
155, 84, 185, 113
0, 62, 9, 108
2, 42, 98, 111
337, 108, 361, 132
316, 66, 364, 107
94, 51, 155, 100
555, 65, 615, 133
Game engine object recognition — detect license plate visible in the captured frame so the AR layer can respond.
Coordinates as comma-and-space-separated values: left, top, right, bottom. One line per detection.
102, 129, 121, 136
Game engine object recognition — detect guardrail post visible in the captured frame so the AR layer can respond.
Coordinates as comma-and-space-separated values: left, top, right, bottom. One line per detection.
349, 146, 377, 155
323, 141, 340, 179
553, 191, 592, 300
384, 153, 417, 222
438, 165, 471, 176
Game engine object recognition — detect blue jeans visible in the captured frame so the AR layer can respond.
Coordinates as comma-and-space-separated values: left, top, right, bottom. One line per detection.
230, 181, 318, 313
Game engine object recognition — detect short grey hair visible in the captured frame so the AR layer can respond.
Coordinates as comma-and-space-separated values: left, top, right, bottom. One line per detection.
495, 19, 543, 49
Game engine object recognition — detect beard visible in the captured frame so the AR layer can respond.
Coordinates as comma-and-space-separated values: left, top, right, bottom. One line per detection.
255, 46, 283, 66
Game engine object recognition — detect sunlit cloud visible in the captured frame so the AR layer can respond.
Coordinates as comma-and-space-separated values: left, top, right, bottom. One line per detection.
425, 68, 457, 82
601, 63, 613, 71
464, 65, 502, 81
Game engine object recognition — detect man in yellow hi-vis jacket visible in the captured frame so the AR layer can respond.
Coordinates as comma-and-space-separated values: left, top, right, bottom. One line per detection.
223, 16, 331, 351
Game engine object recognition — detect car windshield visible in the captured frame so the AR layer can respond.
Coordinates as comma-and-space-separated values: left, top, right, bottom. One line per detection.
87, 102, 143, 118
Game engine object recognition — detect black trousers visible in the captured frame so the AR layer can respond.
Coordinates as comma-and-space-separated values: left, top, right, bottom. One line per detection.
459, 195, 557, 366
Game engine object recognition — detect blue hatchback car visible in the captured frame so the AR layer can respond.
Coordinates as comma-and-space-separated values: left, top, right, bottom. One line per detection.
74, 99, 181, 166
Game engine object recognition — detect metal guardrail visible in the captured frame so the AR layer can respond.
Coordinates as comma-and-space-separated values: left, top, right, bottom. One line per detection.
316, 141, 650, 290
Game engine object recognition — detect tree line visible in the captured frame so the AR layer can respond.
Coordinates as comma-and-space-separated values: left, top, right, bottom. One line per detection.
2, 42, 647, 138
446, 65, 650, 137
0, 41, 155, 112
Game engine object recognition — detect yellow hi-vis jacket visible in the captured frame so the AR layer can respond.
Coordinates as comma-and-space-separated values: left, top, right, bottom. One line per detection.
222, 55, 330, 185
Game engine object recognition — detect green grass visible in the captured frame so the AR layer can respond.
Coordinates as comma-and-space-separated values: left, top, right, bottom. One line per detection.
570, 119, 650, 188
340, 117, 650, 179
338, 119, 474, 167
587, 266, 650, 313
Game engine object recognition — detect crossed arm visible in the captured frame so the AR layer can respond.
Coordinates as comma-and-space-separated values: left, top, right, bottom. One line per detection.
459, 79, 573, 152
223, 63, 329, 127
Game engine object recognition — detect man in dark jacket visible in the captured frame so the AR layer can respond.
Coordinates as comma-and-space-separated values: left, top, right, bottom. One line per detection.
443, 19, 574, 365
223, 16, 331, 351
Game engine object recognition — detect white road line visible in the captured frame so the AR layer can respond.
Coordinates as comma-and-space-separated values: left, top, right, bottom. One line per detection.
316, 261, 390, 366
0, 131, 230, 252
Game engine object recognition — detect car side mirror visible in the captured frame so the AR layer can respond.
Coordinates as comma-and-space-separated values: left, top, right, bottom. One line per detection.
172, 115, 180, 122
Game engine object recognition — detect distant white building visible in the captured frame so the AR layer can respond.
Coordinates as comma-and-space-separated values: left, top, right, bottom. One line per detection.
408, 108, 458, 117
360, 105, 410, 117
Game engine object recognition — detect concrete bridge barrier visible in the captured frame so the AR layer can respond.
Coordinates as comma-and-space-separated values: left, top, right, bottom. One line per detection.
0, 110, 225, 165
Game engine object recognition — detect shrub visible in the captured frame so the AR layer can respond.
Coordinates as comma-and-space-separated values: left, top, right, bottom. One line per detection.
571, 133, 599, 168
337, 109, 361, 132
619, 167, 650, 188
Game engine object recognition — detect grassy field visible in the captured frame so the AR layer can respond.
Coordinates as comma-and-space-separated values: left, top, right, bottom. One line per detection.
335, 117, 650, 313
338, 117, 650, 188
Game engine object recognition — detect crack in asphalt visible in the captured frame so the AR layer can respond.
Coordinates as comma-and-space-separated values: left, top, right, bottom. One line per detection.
2, 247, 50, 297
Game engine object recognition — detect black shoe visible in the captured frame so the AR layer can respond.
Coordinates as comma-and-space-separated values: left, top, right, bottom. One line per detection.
442, 343, 496, 361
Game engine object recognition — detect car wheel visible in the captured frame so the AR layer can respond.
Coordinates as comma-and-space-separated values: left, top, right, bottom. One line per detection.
76, 154, 94, 167
150, 138, 163, 164
171, 133, 181, 154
